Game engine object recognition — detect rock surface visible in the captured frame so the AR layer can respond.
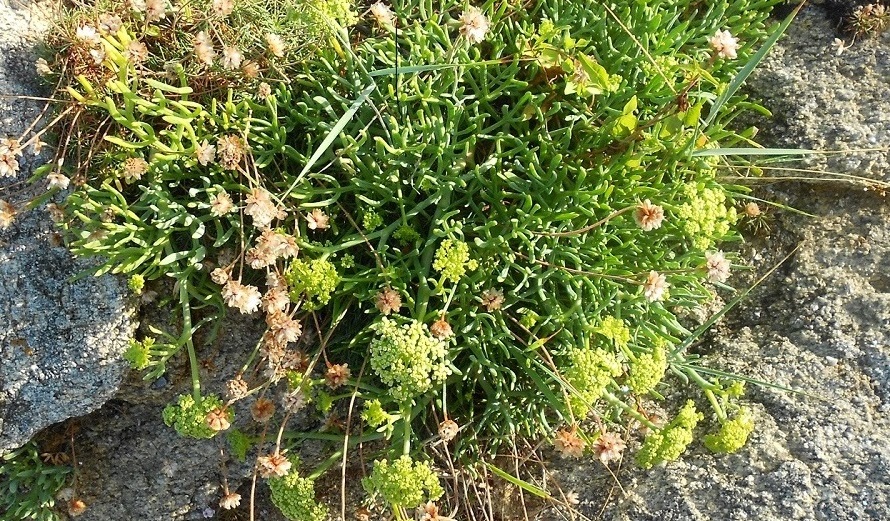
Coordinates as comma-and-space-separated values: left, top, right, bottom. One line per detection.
0, 1, 135, 454
554, 5, 890, 521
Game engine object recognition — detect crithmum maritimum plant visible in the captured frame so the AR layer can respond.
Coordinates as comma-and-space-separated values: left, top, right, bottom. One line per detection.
0, 0, 807, 518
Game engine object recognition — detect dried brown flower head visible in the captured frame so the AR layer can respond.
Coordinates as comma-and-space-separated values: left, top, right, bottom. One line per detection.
369, 1, 395, 28
481, 287, 505, 311
226, 376, 249, 400
634, 199, 665, 231
222, 279, 262, 314
194, 31, 216, 66
430, 316, 453, 339
212, 0, 235, 17
206, 407, 231, 431
99, 13, 123, 33
743, 201, 761, 218
592, 431, 626, 465
219, 492, 241, 510
126, 40, 149, 63
0, 138, 22, 178
210, 267, 230, 285
217, 134, 245, 170
267, 312, 303, 345
123, 157, 148, 183
35, 58, 51, 76
195, 139, 216, 166
256, 452, 292, 478
282, 389, 307, 413
210, 190, 235, 217
325, 363, 351, 389
459, 6, 490, 44
704, 251, 731, 283
47, 173, 70, 190
438, 419, 459, 442
245, 187, 284, 229
306, 208, 330, 230
709, 29, 739, 59
145, 0, 166, 22
222, 46, 243, 70
0, 199, 16, 230
643, 270, 668, 302
68, 498, 88, 517
553, 426, 585, 458
419, 501, 455, 521
258, 82, 272, 99
46, 203, 65, 223
262, 286, 290, 315
75, 25, 100, 45
375, 287, 402, 315
242, 60, 260, 79
266, 33, 286, 58
251, 397, 276, 423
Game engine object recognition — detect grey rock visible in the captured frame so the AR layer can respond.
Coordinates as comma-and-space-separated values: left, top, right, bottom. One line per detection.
0, 0, 136, 454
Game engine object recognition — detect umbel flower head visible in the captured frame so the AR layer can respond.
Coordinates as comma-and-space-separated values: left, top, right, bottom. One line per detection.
162, 393, 228, 439
636, 400, 703, 468
703, 406, 755, 453
267, 461, 328, 521
362, 455, 444, 509
433, 238, 477, 282
626, 342, 668, 395
368, 318, 450, 403
564, 347, 622, 418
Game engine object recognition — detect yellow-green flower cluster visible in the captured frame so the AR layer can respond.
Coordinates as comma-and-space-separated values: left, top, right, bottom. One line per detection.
636, 400, 703, 468
268, 464, 328, 521
432, 239, 478, 283
369, 318, 450, 403
704, 407, 755, 453
162, 394, 228, 439
128, 274, 145, 294
285, 257, 340, 310
362, 455, 444, 509
124, 337, 154, 370
362, 399, 389, 427
596, 316, 631, 347
564, 347, 622, 418
675, 183, 738, 250
626, 343, 667, 395
363, 210, 383, 230
312, 0, 359, 27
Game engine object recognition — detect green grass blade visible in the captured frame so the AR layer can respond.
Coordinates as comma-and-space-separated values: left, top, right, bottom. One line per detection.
692, 147, 814, 157
281, 82, 376, 199
483, 462, 553, 500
